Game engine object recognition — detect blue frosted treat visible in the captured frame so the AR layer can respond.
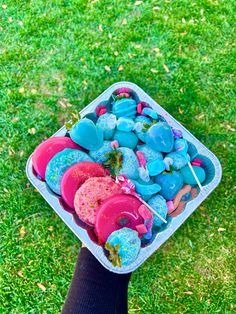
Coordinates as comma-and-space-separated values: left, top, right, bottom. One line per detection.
180, 165, 206, 185
96, 113, 117, 140
112, 98, 137, 119
137, 144, 163, 162
105, 228, 141, 267
89, 141, 113, 164
133, 116, 152, 142
132, 178, 161, 201
146, 159, 165, 176
141, 107, 158, 119
117, 117, 135, 132
148, 195, 168, 227
118, 147, 139, 179
113, 130, 138, 150
165, 152, 188, 170
155, 171, 184, 201
45, 148, 93, 195
146, 122, 174, 153
70, 118, 104, 151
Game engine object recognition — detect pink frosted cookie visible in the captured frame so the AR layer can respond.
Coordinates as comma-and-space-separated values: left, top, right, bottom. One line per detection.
32, 137, 81, 179
74, 177, 121, 225
61, 162, 107, 209
95, 194, 144, 243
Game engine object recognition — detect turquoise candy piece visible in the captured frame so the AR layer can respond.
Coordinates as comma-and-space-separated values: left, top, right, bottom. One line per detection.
148, 195, 168, 227
134, 116, 151, 142
106, 228, 141, 266
96, 113, 117, 140
112, 98, 137, 119
117, 117, 135, 132
118, 147, 139, 180
146, 159, 165, 176
132, 178, 161, 201
155, 171, 184, 201
45, 148, 93, 195
180, 165, 206, 185
89, 141, 113, 164
113, 131, 138, 150
70, 118, 104, 151
146, 122, 174, 153
137, 144, 163, 162
141, 107, 158, 119
174, 138, 188, 156
165, 152, 188, 170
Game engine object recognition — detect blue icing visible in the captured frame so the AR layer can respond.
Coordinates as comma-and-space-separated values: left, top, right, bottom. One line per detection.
106, 228, 141, 266
45, 148, 93, 195
148, 195, 168, 227
89, 141, 113, 164
112, 98, 137, 119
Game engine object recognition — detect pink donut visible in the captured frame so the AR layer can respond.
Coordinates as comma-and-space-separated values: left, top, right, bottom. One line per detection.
74, 177, 121, 226
95, 194, 144, 243
32, 137, 82, 179
61, 162, 107, 209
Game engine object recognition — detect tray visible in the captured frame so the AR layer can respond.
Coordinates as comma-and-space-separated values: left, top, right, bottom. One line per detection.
26, 81, 222, 273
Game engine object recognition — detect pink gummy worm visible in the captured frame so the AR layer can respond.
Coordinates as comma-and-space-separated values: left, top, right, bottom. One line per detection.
136, 151, 147, 167
173, 185, 192, 209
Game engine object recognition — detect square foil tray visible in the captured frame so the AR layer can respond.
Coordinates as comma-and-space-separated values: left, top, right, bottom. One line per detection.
26, 81, 222, 273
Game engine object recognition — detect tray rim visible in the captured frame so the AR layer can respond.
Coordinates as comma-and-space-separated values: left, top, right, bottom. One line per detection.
26, 81, 222, 273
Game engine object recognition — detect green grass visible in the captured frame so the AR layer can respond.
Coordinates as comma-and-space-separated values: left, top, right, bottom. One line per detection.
0, 0, 235, 313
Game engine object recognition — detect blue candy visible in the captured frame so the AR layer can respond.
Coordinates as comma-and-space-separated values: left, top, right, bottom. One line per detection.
112, 98, 137, 119
89, 141, 113, 164
137, 144, 163, 162
174, 138, 188, 156
132, 178, 161, 201
118, 147, 139, 180
148, 195, 168, 227
146, 122, 174, 153
141, 107, 158, 119
113, 131, 138, 150
165, 152, 188, 170
155, 171, 184, 201
117, 117, 135, 132
134, 116, 152, 142
146, 159, 165, 176
96, 113, 117, 140
180, 166, 206, 185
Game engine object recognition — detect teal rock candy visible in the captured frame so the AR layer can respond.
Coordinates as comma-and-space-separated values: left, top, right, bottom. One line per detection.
141, 107, 158, 119
112, 98, 137, 119
180, 165, 206, 185
89, 141, 113, 164
165, 152, 188, 170
137, 144, 163, 162
96, 113, 117, 140
117, 117, 135, 132
105, 228, 141, 267
134, 116, 152, 142
113, 130, 138, 150
70, 118, 104, 151
146, 159, 165, 176
132, 178, 161, 201
45, 148, 93, 195
155, 171, 184, 201
148, 195, 168, 227
146, 122, 174, 153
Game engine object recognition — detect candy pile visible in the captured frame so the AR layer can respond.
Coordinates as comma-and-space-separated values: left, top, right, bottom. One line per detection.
32, 87, 206, 267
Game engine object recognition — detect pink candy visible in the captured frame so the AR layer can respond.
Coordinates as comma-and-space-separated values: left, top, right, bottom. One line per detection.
138, 204, 152, 220
166, 200, 175, 214
95, 105, 107, 116
136, 151, 147, 167
111, 140, 119, 149
118, 92, 130, 98
191, 158, 202, 167
136, 224, 148, 234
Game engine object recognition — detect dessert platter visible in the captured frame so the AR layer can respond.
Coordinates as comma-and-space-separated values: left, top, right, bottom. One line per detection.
26, 82, 222, 273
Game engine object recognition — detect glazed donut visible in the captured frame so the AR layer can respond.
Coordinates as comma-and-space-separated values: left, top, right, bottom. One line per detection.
95, 194, 144, 243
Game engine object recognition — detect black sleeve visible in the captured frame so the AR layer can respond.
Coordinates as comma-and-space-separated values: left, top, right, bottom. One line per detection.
61, 247, 132, 314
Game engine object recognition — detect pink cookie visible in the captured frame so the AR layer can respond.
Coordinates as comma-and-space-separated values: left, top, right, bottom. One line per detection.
61, 162, 107, 209
95, 194, 144, 243
32, 137, 82, 179
74, 177, 121, 226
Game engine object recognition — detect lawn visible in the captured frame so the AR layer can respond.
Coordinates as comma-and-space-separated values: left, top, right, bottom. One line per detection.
0, 0, 235, 313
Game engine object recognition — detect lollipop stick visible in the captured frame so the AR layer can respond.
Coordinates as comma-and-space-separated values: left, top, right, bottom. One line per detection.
187, 162, 203, 191
136, 195, 167, 224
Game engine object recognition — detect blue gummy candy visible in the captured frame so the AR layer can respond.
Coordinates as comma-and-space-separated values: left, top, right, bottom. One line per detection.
146, 159, 165, 176
155, 171, 184, 201
180, 165, 206, 185
117, 117, 135, 132
113, 130, 138, 150
165, 152, 188, 170
146, 122, 174, 153
96, 113, 117, 140
141, 107, 158, 119
132, 178, 161, 201
112, 98, 137, 119
118, 147, 139, 180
